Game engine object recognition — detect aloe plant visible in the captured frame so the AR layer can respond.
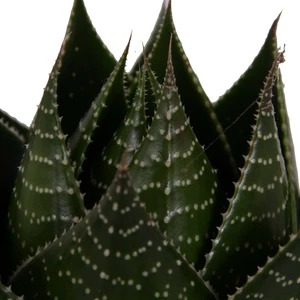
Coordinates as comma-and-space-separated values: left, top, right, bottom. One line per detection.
1, 0, 299, 299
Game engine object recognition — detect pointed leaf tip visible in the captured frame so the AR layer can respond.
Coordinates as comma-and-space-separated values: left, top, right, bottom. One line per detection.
10, 148, 216, 300
127, 31, 132, 49
7, 37, 86, 271
130, 47, 227, 268
164, 0, 171, 9
212, 13, 282, 175
260, 47, 285, 110
68, 37, 130, 208
163, 35, 176, 88
131, 0, 239, 195
57, 0, 117, 137
202, 48, 289, 298
276, 10, 282, 22
80, 65, 147, 205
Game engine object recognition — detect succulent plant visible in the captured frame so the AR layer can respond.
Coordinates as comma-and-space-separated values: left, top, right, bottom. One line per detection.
1, 0, 299, 299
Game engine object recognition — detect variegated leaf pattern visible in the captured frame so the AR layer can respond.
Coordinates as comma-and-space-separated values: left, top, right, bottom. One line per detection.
129, 40, 227, 268
130, 0, 169, 73
10, 159, 217, 300
89, 67, 147, 201
68, 38, 130, 209
0, 0, 299, 298
7, 43, 86, 272
68, 38, 130, 177
0, 109, 29, 142
129, 0, 169, 121
213, 14, 280, 169
57, 0, 116, 137
202, 52, 290, 298
131, 0, 238, 197
231, 233, 300, 299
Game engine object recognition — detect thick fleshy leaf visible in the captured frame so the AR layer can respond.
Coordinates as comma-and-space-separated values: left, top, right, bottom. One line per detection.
0, 110, 29, 207
57, 0, 116, 137
68, 38, 130, 209
129, 41, 226, 268
131, 0, 238, 197
230, 233, 300, 299
124, 72, 138, 107
130, 0, 168, 73
0, 283, 22, 300
0, 110, 29, 142
10, 158, 216, 300
0, 111, 28, 205
89, 67, 147, 201
202, 51, 290, 298
0, 110, 29, 279
213, 14, 280, 170
128, 0, 169, 119
7, 42, 86, 272
273, 69, 300, 232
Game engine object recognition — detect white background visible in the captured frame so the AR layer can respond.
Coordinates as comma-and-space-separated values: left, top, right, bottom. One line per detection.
0, 0, 299, 178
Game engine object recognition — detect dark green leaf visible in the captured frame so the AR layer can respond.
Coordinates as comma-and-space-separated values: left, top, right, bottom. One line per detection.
273, 69, 300, 233
0, 110, 29, 142
0, 282, 22, 300
202, 51, 290, 298
57, 0, 117, 137
0, 111, 28, 207
89, 67, 147, 201
213, 14, 280, 170
130, 0, 169, 73
68, 37, 130, 209
7, 43, 86, 272
10, 159, 216, 300
129, 0, 169, 120
129, 41, 227, 268
131, 0, 238, 197
231, 233, 300, 299
0, 110, 29, 279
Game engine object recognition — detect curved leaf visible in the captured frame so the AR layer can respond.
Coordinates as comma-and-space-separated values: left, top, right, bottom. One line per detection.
202, 51, 290, 298
130, 0, 169, 73
231, 233, 300, 299
0, 110, 29, 209
0, 109, 29, 142
0, 110, 29, 279
273, 69, 300, 233
213, 14, 280, 169
131, 0, 238, 197
0, 111, 28, 208
10, 158, 216, 300
7, 42, 86, 272
89, 67, 147, 201
129, 41, 227, 268
68, 37, 130, 209
57, 0, 117, 137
